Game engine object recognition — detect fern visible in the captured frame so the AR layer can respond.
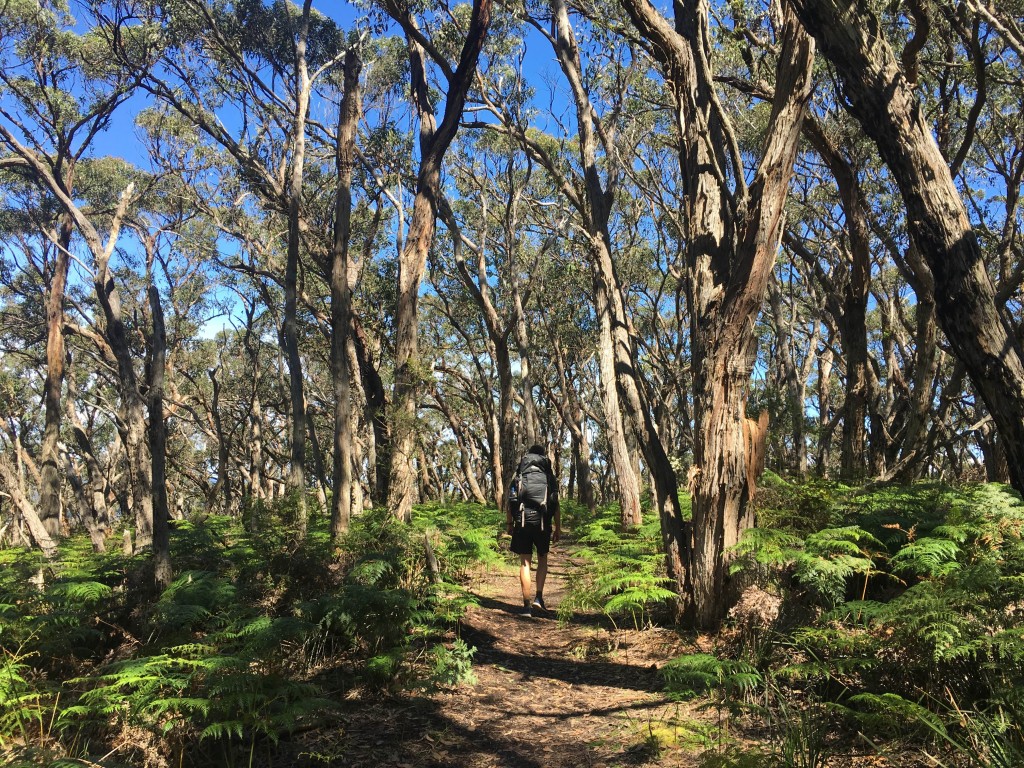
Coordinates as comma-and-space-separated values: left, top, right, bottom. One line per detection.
0, 648, 49, 746
663, 653, 762, 712
736, 525, 881, 607
889, 537, 962, 579
560, 504, 677, 625
841, 692, 944, 739
424, 639, 477, 690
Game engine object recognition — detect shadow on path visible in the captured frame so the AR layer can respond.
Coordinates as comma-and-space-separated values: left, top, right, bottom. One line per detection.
461, 613, 664, 693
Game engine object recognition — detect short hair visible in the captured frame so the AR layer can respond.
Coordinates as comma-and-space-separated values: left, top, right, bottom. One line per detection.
527, 444, 545, 455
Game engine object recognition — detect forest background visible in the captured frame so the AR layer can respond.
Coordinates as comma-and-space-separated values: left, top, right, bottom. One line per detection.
1, 0, 1023, 765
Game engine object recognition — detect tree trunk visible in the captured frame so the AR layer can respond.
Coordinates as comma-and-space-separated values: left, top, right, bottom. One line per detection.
791, 0, 1024, 496
64, 452, 107, 552
331, 49, 362, 539
351, 317, 387, 505
148, 285, 172, 590
209, 364, 232, 516
94, 254, 153, 552
307, 412, 330, 509
283, 0, 315, 534
389, 173, 441, 521
977, 421, 1010, 483
386, 0, 493, 521
66, 366, 110, 547
802, 122, 872, 481
592, 273, 644, 528
547, 0, 646, 529
249, 393, 266, 503
0, 456, 59, 560
620, 0, 814, 627
768, 276, 809, 477
440, 189, 517, 510
894, 244, 941, 481
39, 213, 75, 540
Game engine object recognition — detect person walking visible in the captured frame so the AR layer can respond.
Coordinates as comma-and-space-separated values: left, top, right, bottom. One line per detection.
506, 444, 561, 616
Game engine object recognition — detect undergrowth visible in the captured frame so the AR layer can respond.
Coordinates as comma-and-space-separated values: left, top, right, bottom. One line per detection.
557, 500, 676, 629
669, 477, 1024, 767
0, 498, 505, 767
6, 480, 1022, 767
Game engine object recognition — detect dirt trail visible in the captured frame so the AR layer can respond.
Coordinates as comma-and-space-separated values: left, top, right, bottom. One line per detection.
319, 540, 703, 768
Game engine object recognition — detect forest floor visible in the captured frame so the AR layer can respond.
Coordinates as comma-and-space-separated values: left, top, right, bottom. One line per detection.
293, 537, 705, 768
278, 537, 915, 768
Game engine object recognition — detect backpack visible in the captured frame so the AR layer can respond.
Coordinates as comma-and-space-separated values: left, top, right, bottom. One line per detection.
510, 454, 550, 529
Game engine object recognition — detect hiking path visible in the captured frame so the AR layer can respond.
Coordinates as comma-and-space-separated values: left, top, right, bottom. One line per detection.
327, 537, 706, 768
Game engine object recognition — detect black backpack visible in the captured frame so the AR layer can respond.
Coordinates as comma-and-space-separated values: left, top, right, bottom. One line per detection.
511, 454, 550, 528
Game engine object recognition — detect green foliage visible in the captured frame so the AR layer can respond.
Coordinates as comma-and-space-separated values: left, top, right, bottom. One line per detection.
62, 643, 331, 749
662, 653, 762, 708
841, 692, 943, 738
559, 504, 676, 627
412, 500, 507, 577
730, 480, 1024, 763
424, 639, 477, 690
0, 646, 50, 748
1, 498, 495, 765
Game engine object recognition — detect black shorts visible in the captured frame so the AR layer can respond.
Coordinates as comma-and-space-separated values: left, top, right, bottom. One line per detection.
510, 522, 551, 557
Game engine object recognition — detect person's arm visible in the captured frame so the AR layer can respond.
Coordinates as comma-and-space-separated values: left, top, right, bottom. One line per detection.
549, 469, 561, 543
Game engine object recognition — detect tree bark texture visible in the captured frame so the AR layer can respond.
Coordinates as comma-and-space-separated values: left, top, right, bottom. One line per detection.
39, 213, 75, 540
331, 49, 362, 539
791, 0, 1024, 495
592, 271, 644, 528
283, 0, 315, 534
148, 285, 172, 590
620, 0, 814, 627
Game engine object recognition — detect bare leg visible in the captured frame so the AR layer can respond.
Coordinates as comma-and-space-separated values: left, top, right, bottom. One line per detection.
535, 552, 548, 601
519, 553, 532, 602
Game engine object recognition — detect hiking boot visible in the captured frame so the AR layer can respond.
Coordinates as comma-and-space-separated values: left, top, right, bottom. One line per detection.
531, 597, 547, 614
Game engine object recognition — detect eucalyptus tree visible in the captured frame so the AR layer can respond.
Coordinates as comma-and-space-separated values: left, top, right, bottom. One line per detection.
124, 174, 224, 584
475, 1, 649, 530
421, 274, 498, 502
0, 175, 64, 537
0, 13, 158, 559
105, 0, 350, 533
0, 0, 139, 544
535, 259, 601, 511
282, 0, 318, 532
618, 0, 815, 626
616, 115, 694, 469
781, 115, 878, 481
328, 48, 362, 537
765, 262, 820, 477
535, 0, 646, 529
790, 0, 1024, 495
374, 0, 493, 522
437, 124, 564, 509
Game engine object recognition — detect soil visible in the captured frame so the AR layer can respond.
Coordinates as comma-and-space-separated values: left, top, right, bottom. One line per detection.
291, 539, 705, 768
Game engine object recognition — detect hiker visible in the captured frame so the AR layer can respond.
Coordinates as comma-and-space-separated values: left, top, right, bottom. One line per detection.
506, 444, 561, 617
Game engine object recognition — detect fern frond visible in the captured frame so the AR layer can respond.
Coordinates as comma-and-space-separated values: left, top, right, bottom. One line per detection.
890, 537, 962, 579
